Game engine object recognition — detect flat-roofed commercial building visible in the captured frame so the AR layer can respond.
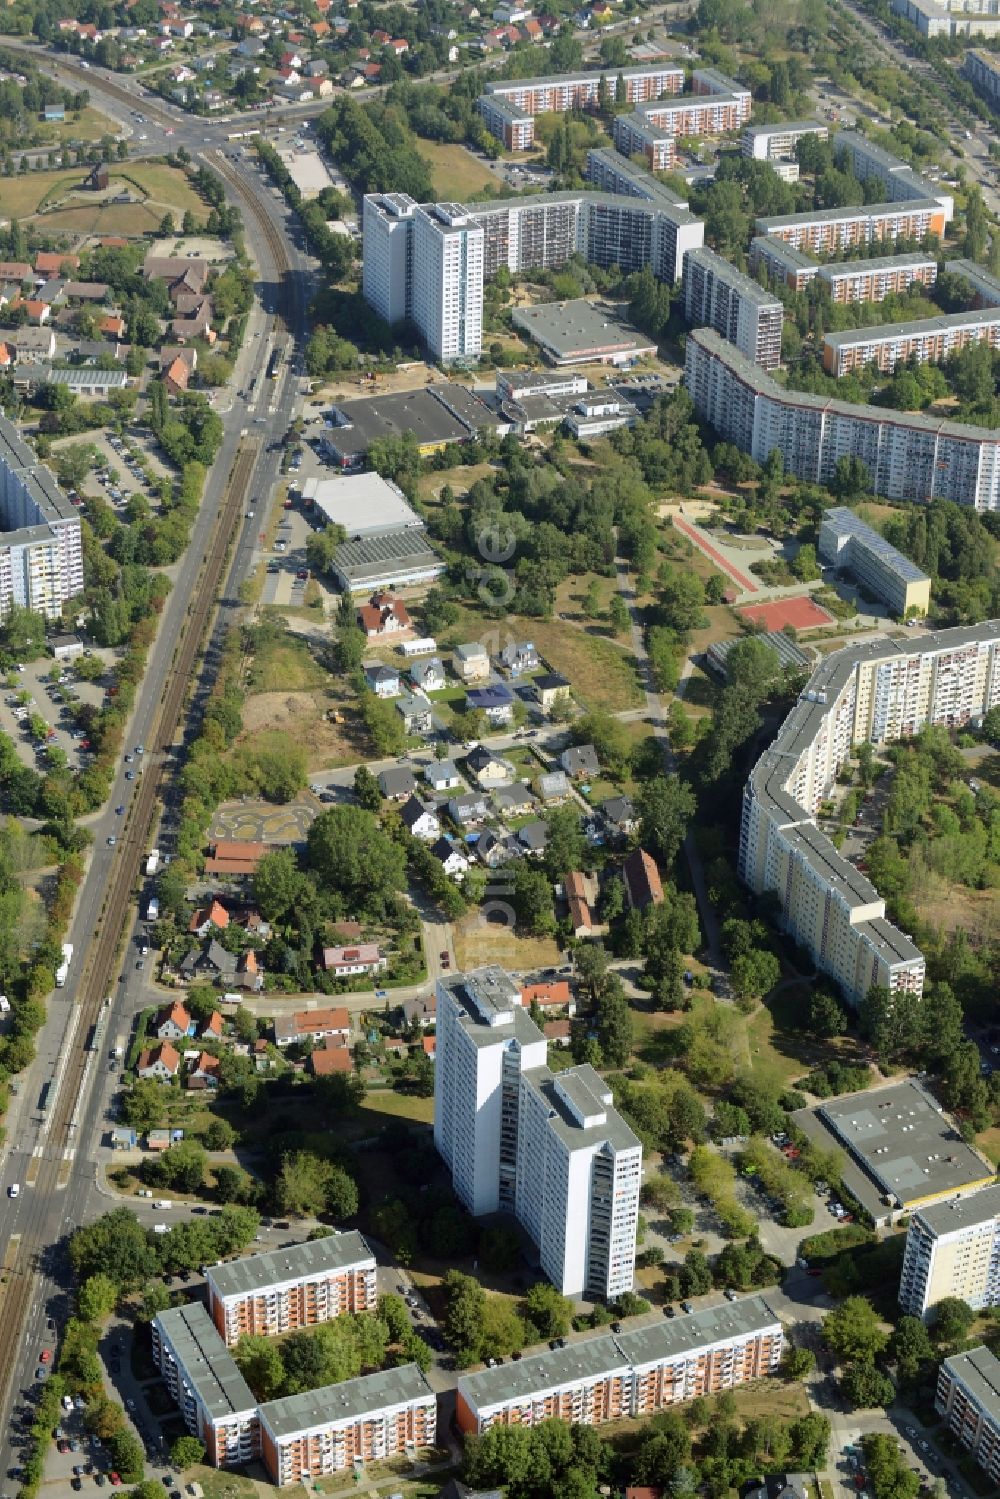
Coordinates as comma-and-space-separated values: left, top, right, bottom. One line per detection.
966, 47, 1000, 102
456, 1296, 783, 1434
331, 529, 444, 593
733, 622, 1000, 1006
832, 131, 953, 222
512, 299, 656, 367
304, 473, 423, 536
818, 253, 938, 304
684, 326, 1000, 510
937, 1347, 1000, 1484
946, 257, 1000, 308
683, 246, 783, 369
818, 506, 931, 616
822, 307, 1000, 377
0, 414, 83, 621
741, 119, 828, 160
258, 1366, 436, 1487
152, 1304, 260, 1468
755, 199, 947, 255
206, 1233, 378, 1345
900, 1184, 1000, 1320
895, 0, 1000, 38
818, 1080, 995, 1216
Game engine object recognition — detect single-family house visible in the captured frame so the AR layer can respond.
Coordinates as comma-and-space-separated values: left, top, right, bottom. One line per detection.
63, 280, 109, 303
453, 642, 490, 682
448, 790, 489, 826
156, 1001, 195, 1041
518, 820, 548, 856
236, 950, 263, 992
601, 795, 637, 837
15, 327, 56, 361
561, 744, 599, 779
410, 656, 445, 693
521, 980, 576, 1016
740, 1477, 813, 1499
163, 354, 191, 396
137, 1041, 181, 1081
563, 870, 595, 937
400, 796, 440, 841
430, 837, 469, 879
378, 765, 416, 801
402, 994, 436, 1028
147, 1128, 183, 1151
533, 672, 572, 711
384, 1037, 408, 1058
308, 1043, 355, 1077
200, 1011, 224, 1041
623, 848, 664, 910
477, 829, 519, 868
499, 640, 539, 678
364, 662, 400, 698
396, 693, 433, 735
538, 770, 570, 803
493, 784, 538, 818
188, 899, 230, 937
187, 1052, 221, 1089
111, 1126, 138, 1151
35, 279, 65, 306
321, 943, 387, 977
35, 251, 79, 277
273, 1005, 351, 1048
424, 759, 462, 792
467, 682, 515, 725
543, 1019, 572, 1047
465, 745, 513, 788
421, 1033, 436, 1060
357, 592, 411, 640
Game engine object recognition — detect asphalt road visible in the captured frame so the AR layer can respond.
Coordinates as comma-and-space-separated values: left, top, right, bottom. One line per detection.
0, 61, 313, 1486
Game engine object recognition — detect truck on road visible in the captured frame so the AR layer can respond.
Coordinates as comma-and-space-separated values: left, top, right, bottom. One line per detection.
145, 849, 160, 876
55, 943, 73, 988
146, 896, 159, 922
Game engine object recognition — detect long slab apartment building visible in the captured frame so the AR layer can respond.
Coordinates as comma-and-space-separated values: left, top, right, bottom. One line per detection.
683, 246, 783, 369
363, 188, 703, 362
684, 327, 1000, 511
477, 63, 684, 150
457, 1296, 783, 1433
737, 621, 1000, 1005
755, 199, 949, 256
966, 47, 1000, 103
751, 238, 939, 304
434, 966, 642, 1301
900, 1183, 1000, 1320
0, 413, 83, 621
822, 306, 1000, 377
152, 1235, 435, 1485
741, 119, 828, 161
936, 1347, 1000, 1487
895, 0, 1000, 38
612, 69, 752, 172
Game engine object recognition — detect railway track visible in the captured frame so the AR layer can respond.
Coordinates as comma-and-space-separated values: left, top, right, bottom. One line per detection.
0, 122, 297, 1422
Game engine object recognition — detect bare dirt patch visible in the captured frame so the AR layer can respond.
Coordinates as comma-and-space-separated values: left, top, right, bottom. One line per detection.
239, 691, 361, 769
453, 911, 562, 972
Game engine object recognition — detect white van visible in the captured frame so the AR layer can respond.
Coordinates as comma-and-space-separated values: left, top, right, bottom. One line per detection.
153, 1199, 173, 1210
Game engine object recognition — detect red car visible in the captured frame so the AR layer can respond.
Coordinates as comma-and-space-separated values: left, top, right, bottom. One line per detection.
110, 1476, 121, 1487
807, 1267, 824, 1277
39, 1350, 51, 1363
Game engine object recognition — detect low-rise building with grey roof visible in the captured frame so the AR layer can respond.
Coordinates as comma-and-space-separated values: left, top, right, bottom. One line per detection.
512, 299, 656, 368
258, 1364, 436, 1486
937, 1346, 1000, 1485
152, 1303, 259, 1467
456, 1294, 783, 1434
818, 506, 930, 617
206, 1232, 377, 1345
330, 527, 443, 594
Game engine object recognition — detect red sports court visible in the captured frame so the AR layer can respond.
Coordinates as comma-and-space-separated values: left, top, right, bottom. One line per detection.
737, 595, 834, 631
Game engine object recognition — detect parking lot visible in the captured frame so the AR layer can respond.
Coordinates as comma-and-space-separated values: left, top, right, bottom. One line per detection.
258, 501, 315, 607
52, 429, 174, 517
0, 654, 115, 777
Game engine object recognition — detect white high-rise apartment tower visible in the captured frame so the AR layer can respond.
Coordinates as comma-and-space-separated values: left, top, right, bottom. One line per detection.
900, 1185, 1000, 1320
434, 967, 642, 1300
411, 203, 484, 364
361, 193, 416, 325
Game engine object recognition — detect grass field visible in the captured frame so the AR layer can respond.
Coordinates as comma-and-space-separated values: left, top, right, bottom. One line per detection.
38, 203, 163, 235
9, 160, 207, 228
124, 160, 208, 217
359, 1089, 434, 1126
453, 910, 562, 972
417, 139, 501, 199
0, 169, 81, 216
246, 632, 328, 694
524, 617, 644, 713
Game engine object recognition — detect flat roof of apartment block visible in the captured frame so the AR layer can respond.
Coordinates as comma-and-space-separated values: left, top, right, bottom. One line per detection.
207, 1231, 375, 1301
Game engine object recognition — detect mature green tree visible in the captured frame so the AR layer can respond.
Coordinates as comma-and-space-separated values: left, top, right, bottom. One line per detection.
253, 847, 309, 924
77, 1274, 118, 1323
69, 1208, 159, 1291
169, 1436, 206, 1470
274, 1152, 340, 1218
353, 764, 381, 811
891, 1316, 933, 1384
730, 948, 780, 1002
636, 777, 696, 868
931, 1296, 974, 1344
544, 805, 587, 881
522, 1282, 573, 1340
306, 805, 407, 915
823, 1297, 888, 1363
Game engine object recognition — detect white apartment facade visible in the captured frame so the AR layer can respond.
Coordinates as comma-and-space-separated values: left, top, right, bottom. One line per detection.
0, 416, 83, 621
683, 246, 783, 369
832, 131, 954, 222
936, 1348, 1000, 1485
966, 47, 1000, 101
738, 623, 1000, 1005
895, 0, 1000, 38
361, 193, 414, 325
152, 1304, 260, 1469
434, 967, 642, 1298
684, 326, 1000, 511
741, 119, 828, 160
411, 202, 484, 364
900, 1185, 1000, 1320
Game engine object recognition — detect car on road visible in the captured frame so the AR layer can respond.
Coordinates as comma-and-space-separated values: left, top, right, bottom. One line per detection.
115, 805, 124, 815
94, 1475, 106, 1487
35, 1367, 47, 1380
9, 1183, 19, 1198
439, 950, 450, 968
125, 771, 136, 781
39, 1350, 51, 1363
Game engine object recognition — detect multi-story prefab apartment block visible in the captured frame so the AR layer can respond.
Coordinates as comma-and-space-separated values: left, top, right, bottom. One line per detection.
755, 200, 948, 255
684, 327, 1000, 511
0, 416, 83, 621
477, 95, 535, 150
822, 308, 1000, 377
965, 47, 1000, 103
258, 1366, 436, 1487
946, 257, 1000, 309
818, 507, 931, 617
832, 131, 954, 221
585, 148, 687, 208
749, 235, 819, 292
817, 253, 938, 305
206, 1233, 377, 1346
897, 0, 1000, 39
900, 1185, 1000, 1320
456, 1297, 783, 1434
936, 1348, 1000, 1486
683, 246, 783, 369
361, 194, 415, 325
735, 622, 1000, 1004
151, 1305, 260, 1469
410, 202, 484, 365
434, 967, 642, 1299
741, 120, 828, 160
476, 65, 685, 147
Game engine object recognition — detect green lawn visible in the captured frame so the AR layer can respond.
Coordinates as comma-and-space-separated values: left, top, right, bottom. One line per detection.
359, 1088, 434, 1125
